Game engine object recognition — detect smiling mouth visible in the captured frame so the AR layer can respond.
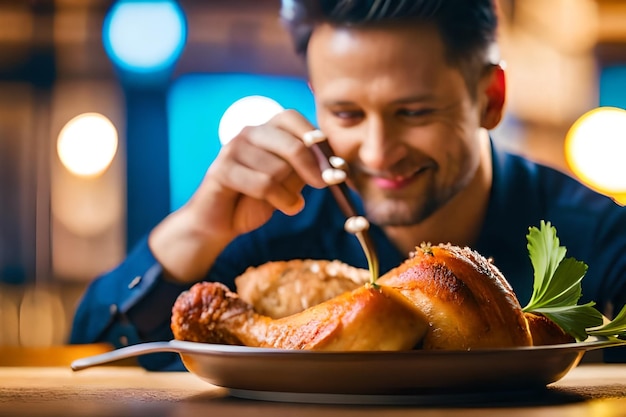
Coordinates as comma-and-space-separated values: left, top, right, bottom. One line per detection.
373, 176, 414, 190
372, 167, 429, 190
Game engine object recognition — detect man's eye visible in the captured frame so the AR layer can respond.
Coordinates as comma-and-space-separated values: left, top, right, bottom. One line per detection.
332, 110, 363, 119
398, 109, 435, 117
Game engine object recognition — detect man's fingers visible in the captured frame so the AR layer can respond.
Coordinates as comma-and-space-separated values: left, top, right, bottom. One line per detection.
242, 124, 326, 189
221, 162, 304, 215
264, 110, 341, 189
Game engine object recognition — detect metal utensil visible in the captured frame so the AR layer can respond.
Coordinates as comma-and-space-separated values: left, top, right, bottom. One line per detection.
303, 130, 379, 284
71, 342, 178, 371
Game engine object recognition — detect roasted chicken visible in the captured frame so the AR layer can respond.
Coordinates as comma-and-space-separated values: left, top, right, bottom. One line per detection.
170, 280, 428, 350
234, 259, 369, 318
171, 243, 573, 350
376, 243, 532, 349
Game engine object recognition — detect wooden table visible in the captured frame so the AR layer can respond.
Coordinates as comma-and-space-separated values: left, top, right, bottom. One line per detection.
0, 364, 625, 417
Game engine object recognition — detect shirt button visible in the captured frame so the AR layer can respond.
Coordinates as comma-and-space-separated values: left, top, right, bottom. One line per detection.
128, 275, 142, 289
119, 335, 129, 346
109, 304, 118, 315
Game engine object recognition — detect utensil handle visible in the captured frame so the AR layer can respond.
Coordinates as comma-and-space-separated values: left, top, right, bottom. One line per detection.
70, 341, 179, 371
304, 130, 380, 284
308, 142, 359, 218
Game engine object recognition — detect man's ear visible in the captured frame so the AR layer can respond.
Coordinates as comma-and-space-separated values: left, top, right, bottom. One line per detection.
480, 64, 506, 130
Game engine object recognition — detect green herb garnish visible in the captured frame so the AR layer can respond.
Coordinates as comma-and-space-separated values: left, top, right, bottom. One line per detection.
587, 304, 626, 340
522, 220, 626, 341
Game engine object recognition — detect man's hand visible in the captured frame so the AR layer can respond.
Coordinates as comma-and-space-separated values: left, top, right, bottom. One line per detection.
148, 110, 327, 283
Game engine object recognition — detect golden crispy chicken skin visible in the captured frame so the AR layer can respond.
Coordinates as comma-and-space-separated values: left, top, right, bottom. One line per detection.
377, 243, 533, 349
170, 281, 254, 345
171, 281, 428, 351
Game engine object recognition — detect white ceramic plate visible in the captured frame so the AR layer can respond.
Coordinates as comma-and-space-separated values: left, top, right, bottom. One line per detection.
71, 338, 625, 404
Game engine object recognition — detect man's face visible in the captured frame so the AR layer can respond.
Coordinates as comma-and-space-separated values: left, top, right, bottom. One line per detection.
307, 22, 490, 227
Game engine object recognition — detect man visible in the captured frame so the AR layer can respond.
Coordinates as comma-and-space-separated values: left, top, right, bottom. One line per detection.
70, 0, 626, 370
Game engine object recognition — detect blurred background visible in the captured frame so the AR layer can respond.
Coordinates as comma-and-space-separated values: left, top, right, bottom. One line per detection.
0, 0, 625, 348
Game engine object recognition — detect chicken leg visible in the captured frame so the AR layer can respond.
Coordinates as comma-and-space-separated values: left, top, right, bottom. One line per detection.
171, 281, 428, 351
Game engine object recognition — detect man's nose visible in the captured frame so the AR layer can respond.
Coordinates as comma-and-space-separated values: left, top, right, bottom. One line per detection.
358, 117, 406, 172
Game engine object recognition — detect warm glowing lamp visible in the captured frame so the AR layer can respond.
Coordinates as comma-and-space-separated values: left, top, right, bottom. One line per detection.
565, 106, 626, 205
218, 95, 285, 145
57, 113, 119, 177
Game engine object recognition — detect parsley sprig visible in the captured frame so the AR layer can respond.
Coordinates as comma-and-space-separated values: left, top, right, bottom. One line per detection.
521, 220, 626, 342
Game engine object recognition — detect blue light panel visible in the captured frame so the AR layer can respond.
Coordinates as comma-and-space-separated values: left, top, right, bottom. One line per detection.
600, 65, 626, 109
167, 73, 317, 211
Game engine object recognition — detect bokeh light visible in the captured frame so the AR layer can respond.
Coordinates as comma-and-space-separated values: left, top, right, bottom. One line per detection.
102, 0, 187, 73
565, 106, 626, 203
218, 95, 285, 145
57, 113, 119, 177
168, 74, 316, 212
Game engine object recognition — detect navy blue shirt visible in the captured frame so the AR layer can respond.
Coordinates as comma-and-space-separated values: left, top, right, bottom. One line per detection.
70, 143, 626, 370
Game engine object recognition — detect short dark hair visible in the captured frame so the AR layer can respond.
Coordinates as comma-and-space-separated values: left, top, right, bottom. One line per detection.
280, 0, 499, 88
